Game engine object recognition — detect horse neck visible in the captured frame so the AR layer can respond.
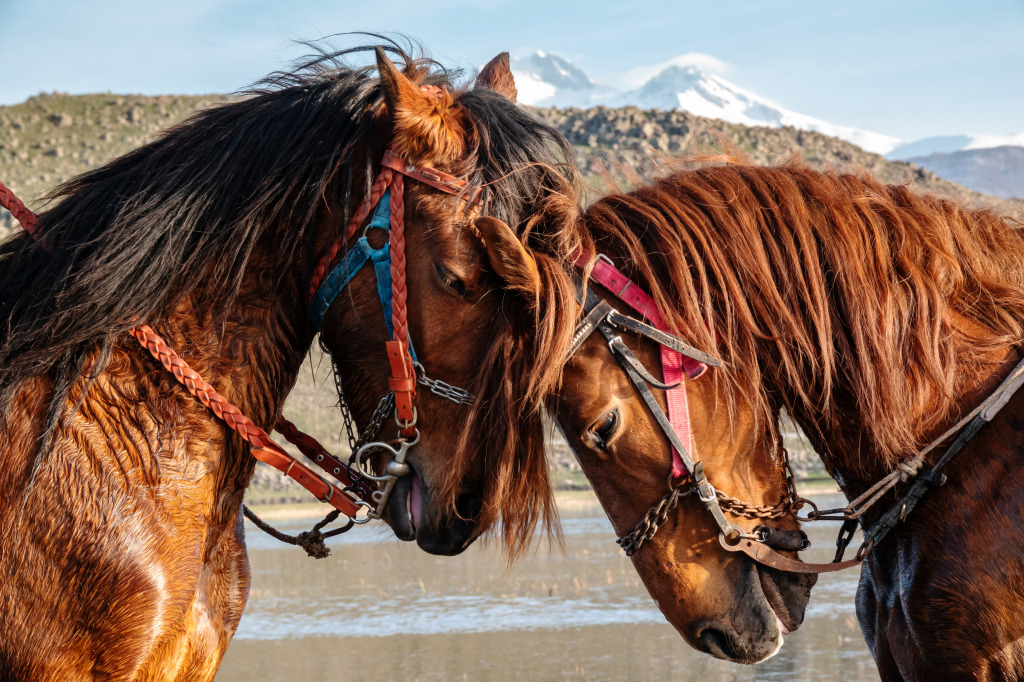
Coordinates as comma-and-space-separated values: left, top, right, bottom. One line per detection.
781, 337, 1020, 505
82, 239, 316, 523
158, 245, 314, 464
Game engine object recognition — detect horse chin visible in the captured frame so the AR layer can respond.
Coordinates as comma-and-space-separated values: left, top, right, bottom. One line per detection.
756, 562, 816, 635
414, 490, 483, 557
633, 544, 787, 664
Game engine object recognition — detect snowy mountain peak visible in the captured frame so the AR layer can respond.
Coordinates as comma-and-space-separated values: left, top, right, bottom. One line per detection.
497, 51, 1020, 158
514, 50, 597, 90
509, 51, 611, 108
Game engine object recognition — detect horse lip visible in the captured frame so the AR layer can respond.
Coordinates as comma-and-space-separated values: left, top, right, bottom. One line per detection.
386, 474, 416, 542
757, 564, 801, 634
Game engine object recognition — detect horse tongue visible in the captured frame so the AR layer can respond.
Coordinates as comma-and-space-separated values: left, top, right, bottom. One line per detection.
775, 612, 790, 635
409, 475, 423, 530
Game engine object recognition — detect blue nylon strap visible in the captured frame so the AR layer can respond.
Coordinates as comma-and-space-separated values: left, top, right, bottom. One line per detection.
307, 188, 417, 362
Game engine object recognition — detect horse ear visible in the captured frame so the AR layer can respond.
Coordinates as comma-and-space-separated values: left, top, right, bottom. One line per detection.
475, 52, 517, 103
376, 47, 467, 166
476, 216, 540, 300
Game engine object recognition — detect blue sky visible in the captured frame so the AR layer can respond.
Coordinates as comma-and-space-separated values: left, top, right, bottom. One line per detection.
2, 0, 1022, 141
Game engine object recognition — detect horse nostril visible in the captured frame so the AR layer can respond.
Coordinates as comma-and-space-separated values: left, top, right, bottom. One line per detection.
697, 627, 738, 660
455, 493, 481, 520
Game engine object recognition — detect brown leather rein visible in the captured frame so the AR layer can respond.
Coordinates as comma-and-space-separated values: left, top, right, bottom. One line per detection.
0, 148, 479, 525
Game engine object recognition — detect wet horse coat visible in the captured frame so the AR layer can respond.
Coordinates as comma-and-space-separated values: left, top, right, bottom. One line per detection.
0, 46, 581, 680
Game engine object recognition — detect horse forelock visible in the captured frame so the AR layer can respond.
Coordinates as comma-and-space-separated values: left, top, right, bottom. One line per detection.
583, 160, 1024, 468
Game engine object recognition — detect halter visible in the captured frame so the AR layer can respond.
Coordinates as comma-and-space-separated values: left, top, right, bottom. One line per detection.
304, 148, 478, 519
572, 251, 1024, 574
0, 144, 478, 529
572, 254, 856, 569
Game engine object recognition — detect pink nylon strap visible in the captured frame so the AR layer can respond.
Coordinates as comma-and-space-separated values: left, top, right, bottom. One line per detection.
578, 252, 705, 478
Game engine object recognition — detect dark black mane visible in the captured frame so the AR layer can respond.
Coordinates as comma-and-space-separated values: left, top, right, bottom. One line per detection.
0, 40, 577, 417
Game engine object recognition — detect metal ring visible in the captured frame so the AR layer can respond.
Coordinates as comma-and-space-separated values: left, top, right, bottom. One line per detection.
350, 500, 374, 524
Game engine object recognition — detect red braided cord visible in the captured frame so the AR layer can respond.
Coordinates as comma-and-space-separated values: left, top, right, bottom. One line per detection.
0, 179, 44, 246
128, 325, 363, 516
1, 175, 378, 515
307, 167, 394, 305
388, 174, 410, 348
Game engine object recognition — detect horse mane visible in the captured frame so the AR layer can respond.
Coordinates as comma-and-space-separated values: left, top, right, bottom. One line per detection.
582, 159, 1024, 464
0, 39, 583, 557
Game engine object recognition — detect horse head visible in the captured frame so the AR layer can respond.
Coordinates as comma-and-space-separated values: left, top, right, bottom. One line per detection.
551, 281, 815, 662
318, 50, 581, 556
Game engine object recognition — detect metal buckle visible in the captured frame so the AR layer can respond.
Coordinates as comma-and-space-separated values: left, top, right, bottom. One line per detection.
696, 481, 718, 504
395, 406, 418, 430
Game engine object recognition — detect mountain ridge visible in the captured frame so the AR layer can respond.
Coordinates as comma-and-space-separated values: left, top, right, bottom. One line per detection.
511, 50, 1023, 162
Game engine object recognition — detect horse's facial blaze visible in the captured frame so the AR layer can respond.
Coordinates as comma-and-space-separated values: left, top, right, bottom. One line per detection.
552, 290, 816, 663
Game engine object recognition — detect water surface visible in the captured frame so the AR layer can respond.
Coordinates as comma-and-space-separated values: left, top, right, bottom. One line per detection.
217, 493, 878, 681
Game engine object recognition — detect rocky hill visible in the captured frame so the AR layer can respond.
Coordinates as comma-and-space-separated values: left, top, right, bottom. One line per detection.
2, 93, 1019, 238
532, 106, 1019, 211
2, 92, 1018, 497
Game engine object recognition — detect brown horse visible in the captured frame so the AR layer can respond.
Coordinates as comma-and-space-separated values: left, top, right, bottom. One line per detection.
0, 45, 580, 680
549, 161, 1024, 678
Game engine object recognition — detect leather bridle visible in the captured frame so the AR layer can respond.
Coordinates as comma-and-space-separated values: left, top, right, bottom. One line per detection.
571, 251, 1024, 574
0, 144, 478, 528
570, 254, 854, 572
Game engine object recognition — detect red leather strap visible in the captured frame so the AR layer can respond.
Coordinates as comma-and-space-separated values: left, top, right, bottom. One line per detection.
381, 150, 483, 204
129, 325, 365, 517
577, 252, 706, 478
386, 340, 418, 438
275, 418, 376, 501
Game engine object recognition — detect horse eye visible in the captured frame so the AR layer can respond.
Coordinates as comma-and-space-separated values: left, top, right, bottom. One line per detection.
435, 264, 468, 297
592, 409, 618, 448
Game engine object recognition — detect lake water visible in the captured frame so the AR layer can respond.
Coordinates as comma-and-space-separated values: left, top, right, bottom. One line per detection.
217, 493, 879, 681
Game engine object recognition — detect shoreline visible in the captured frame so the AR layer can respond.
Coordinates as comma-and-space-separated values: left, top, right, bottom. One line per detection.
244, 478, 844, 521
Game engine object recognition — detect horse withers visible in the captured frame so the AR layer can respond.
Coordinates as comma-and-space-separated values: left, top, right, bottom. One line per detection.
549, 161, 1024, 679
0, 44, 581, 681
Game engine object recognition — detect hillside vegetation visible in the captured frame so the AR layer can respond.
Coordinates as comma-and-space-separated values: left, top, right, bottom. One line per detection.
2, 92, 1018, 499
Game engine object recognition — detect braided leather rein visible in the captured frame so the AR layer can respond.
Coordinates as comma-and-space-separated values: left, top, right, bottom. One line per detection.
0, 146, 480, 536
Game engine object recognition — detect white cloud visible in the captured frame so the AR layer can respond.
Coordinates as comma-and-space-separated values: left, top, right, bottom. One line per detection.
620, 53, 732, 89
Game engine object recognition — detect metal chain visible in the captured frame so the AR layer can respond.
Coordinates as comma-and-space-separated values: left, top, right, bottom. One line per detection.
352, 393, 395, 451
322, 342, 395, 455
617, 485, 695, 556
711, 448, 798, 520
414, 362, 474, 405
715, 490, 792, 519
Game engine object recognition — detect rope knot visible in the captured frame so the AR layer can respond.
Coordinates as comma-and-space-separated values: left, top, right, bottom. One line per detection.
295, 530, 331, 559
898, 460, 920, 481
